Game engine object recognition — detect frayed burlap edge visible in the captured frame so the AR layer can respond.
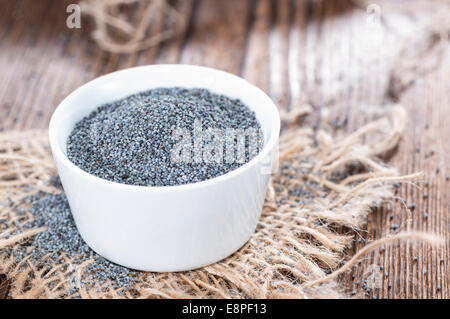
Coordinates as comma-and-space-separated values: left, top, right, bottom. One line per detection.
0, 105, 442, 299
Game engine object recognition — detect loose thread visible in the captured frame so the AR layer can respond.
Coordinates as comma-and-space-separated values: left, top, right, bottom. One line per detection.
301, 231, 443, 289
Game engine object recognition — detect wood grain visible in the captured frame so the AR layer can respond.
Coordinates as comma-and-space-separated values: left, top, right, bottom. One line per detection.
0, 0, 447, 298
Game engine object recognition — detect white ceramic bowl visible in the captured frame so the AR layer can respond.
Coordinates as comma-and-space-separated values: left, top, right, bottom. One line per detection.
49, 64, 280, 272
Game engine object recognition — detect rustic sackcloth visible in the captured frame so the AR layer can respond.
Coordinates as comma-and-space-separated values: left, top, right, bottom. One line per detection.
0, 105, 440, 299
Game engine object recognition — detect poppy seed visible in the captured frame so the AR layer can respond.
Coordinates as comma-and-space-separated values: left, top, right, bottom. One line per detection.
67, 88, 262, 187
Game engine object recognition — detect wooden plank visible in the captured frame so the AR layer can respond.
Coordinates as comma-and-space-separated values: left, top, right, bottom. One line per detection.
288, 0, 308, 112
241, 0, 271, 92
179, 0, 252, 74
323, 1, 449, 299
155, 0, 196, 64
0, 0, 52, 130
269, 0, 290, 111
0, 0, 447, 299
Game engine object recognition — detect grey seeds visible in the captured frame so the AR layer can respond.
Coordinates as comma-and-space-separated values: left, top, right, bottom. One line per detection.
3, 191, 138, 296
67, 87, 262, 186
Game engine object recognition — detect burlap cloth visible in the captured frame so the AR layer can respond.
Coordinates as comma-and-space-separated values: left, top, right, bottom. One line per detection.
0, 105, 440, 299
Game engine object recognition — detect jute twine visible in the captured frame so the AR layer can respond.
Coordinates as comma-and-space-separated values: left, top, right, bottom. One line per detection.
0, 105, 442, 299
79, 0, 183, 54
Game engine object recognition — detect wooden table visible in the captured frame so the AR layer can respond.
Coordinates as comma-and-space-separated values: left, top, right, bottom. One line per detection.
0, 0, 448, 299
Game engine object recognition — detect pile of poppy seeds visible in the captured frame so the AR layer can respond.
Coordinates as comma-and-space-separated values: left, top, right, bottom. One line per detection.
2, 189, 138, 297
67, 87, 263, 186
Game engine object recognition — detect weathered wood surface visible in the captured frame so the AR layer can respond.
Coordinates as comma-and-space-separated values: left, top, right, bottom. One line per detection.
0, 0, 448, 298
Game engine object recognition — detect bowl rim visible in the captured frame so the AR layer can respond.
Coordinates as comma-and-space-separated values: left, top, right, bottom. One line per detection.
49, 64, 280, 193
